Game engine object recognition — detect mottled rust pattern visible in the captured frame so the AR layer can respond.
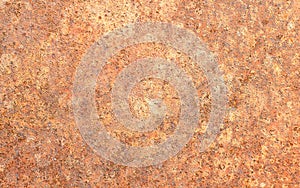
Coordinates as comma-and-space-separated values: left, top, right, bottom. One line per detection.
0, 0, 299, 187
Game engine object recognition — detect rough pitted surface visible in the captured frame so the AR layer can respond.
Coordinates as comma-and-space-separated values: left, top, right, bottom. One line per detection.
0, 0, 299, 187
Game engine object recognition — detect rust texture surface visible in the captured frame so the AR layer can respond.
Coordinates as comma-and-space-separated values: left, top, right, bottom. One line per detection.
0, 0, 299, 187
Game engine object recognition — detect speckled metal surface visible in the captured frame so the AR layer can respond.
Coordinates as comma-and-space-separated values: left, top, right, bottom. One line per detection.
0, 0, 299, 187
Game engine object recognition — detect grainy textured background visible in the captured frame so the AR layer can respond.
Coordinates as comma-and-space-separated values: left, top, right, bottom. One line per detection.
0, 0, 299, 187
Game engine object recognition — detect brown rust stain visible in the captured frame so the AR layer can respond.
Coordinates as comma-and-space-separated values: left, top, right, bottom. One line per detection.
0, 0, 299, 187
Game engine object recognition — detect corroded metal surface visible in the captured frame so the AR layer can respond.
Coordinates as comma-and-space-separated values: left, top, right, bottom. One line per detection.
1, 0, 299, 187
